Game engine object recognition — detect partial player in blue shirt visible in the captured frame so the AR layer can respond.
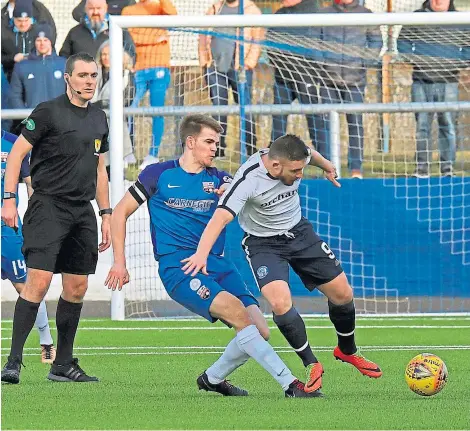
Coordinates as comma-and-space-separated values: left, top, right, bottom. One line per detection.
105, 115, 311, 398
1, 130, 32, 281
1, 130, 55, 363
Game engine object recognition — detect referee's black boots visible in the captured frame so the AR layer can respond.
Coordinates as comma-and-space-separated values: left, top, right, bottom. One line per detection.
47, 358, 99, 383
1, 356, 22, 384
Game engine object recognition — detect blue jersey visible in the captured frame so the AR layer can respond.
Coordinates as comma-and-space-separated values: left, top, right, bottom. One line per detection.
1, 130, 30, 235
134, 160, 232, 260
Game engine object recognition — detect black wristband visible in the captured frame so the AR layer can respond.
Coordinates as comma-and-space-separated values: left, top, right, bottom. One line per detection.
99, 208, 113, 216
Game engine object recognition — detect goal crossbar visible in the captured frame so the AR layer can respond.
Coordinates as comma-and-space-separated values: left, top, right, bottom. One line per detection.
109, 12, 470, 320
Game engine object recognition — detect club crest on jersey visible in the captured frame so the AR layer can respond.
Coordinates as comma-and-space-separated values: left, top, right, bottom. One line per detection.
1, 152, 8, 163
197, 285, 210, 300
202, 182, 215, 194
94, 139, 101, 153
257, 266, 268, 279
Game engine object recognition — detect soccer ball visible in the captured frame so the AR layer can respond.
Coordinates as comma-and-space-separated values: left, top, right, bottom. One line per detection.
405, 353, 448, 396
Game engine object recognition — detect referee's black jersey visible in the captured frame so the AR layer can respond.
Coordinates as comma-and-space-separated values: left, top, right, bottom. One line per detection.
20, 94, 109, 202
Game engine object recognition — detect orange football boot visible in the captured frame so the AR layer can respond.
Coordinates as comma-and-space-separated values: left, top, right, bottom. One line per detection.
333, 346, 382, 378
304, 362, 324, 392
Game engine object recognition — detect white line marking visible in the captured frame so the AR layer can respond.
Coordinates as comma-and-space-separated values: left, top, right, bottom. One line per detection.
1, 345, 469, 357
2, 325, 469, 331
3, 345, 468, 352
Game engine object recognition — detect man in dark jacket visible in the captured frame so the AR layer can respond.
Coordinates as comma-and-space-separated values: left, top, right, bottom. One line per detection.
1, 0, 37, 80
398, 0, 468, 177
318, 0, 382, 179
60, 0, 135, 64
268, 0, 328, 158
1, 0, 56, 43
72, 0, 135, 22
9, 24, 65, 109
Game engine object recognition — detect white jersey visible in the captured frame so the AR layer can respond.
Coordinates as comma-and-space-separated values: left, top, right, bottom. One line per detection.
218, 149, 302, 237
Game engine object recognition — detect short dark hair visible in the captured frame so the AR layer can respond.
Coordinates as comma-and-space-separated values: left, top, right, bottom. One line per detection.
65, 52, 96, 75
269, 134, 309, 161
179, 114, 224, 146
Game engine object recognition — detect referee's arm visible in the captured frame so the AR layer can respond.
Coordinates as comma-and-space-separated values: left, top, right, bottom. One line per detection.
96, 153, 112, 252
1, 135, 33, 228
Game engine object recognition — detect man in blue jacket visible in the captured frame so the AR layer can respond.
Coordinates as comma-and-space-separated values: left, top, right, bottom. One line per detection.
9, 24, 65, 109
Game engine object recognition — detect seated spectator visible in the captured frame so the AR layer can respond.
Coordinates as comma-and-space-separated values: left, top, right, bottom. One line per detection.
60, 0, 135, 63
317, 0, 382, 179
122, 0, 177, 169
1, 0, 56, 42
1, 65, 12, 131
1, 0, 37, 80
91, 40, 134, 174
9, 24, 65, 109
199, 0, 263, 158
72, 0, 136, 22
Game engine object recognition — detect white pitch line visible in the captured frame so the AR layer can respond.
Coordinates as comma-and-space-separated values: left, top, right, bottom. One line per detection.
1, 345, 469, 358
3, 344, 468, 352
2, 324, 470, 331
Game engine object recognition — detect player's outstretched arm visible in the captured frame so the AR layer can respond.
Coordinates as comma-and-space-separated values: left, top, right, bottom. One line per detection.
181, 208, 234, 276
1, 135, 33, 229
308, 148, 341, 188
96, 153, 112, 252
105, 191, 139, 291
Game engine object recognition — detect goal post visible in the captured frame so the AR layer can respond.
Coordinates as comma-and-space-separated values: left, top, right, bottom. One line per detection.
109, 11, 470, 320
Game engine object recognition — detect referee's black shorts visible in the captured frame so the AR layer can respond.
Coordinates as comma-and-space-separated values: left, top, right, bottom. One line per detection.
241, 217, 344, 291
22, 193, 98, 275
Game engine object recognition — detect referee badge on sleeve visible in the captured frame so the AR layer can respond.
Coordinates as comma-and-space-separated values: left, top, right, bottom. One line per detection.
94, 139, 102, 153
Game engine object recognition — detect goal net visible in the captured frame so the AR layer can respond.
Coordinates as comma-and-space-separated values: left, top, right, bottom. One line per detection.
109, 7, 470, 319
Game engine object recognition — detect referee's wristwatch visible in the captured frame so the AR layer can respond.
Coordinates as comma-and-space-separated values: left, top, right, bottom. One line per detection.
3, 192, 17, 200
99, 208, 113, 217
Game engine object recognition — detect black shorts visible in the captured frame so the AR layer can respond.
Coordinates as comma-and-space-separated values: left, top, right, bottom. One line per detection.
22, 194, 98, 275
242, 217, 343, 291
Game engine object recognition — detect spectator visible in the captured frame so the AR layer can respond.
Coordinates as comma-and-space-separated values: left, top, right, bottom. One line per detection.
1, 0, 37, 80
1, 65, 12, 131
199, 0, 263, 158
91, 40, 134, 175
268, 0, 327, 157
122, 0, 177, 169
317, 0, 382, 179
60, 0, 135, 63
1, 0, 56, 43
72, 0, 136, 22
399, 0, 467, 178
9, 24, 65, 110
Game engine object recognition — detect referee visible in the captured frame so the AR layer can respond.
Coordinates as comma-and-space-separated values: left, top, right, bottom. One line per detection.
1, 52, 112, 384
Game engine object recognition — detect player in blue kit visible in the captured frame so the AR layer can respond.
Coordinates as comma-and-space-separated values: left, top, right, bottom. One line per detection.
105, 115, 321, 398
1, 130, 55, 364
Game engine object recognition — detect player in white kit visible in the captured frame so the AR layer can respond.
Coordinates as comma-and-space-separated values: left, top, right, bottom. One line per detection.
182, 134, 383, 394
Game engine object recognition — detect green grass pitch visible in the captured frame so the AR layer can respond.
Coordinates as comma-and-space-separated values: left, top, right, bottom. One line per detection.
2, 316, 470, 430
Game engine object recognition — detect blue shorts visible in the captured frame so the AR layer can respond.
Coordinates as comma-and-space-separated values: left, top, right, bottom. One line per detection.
158, 251, 258, 322
1, 226, 27, 283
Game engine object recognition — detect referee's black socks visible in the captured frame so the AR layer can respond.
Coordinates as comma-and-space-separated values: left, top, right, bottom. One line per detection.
9, 297, 40, 361
273, 307, 318, 366
55, 297, 83, 365
328, 299, 357, 355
